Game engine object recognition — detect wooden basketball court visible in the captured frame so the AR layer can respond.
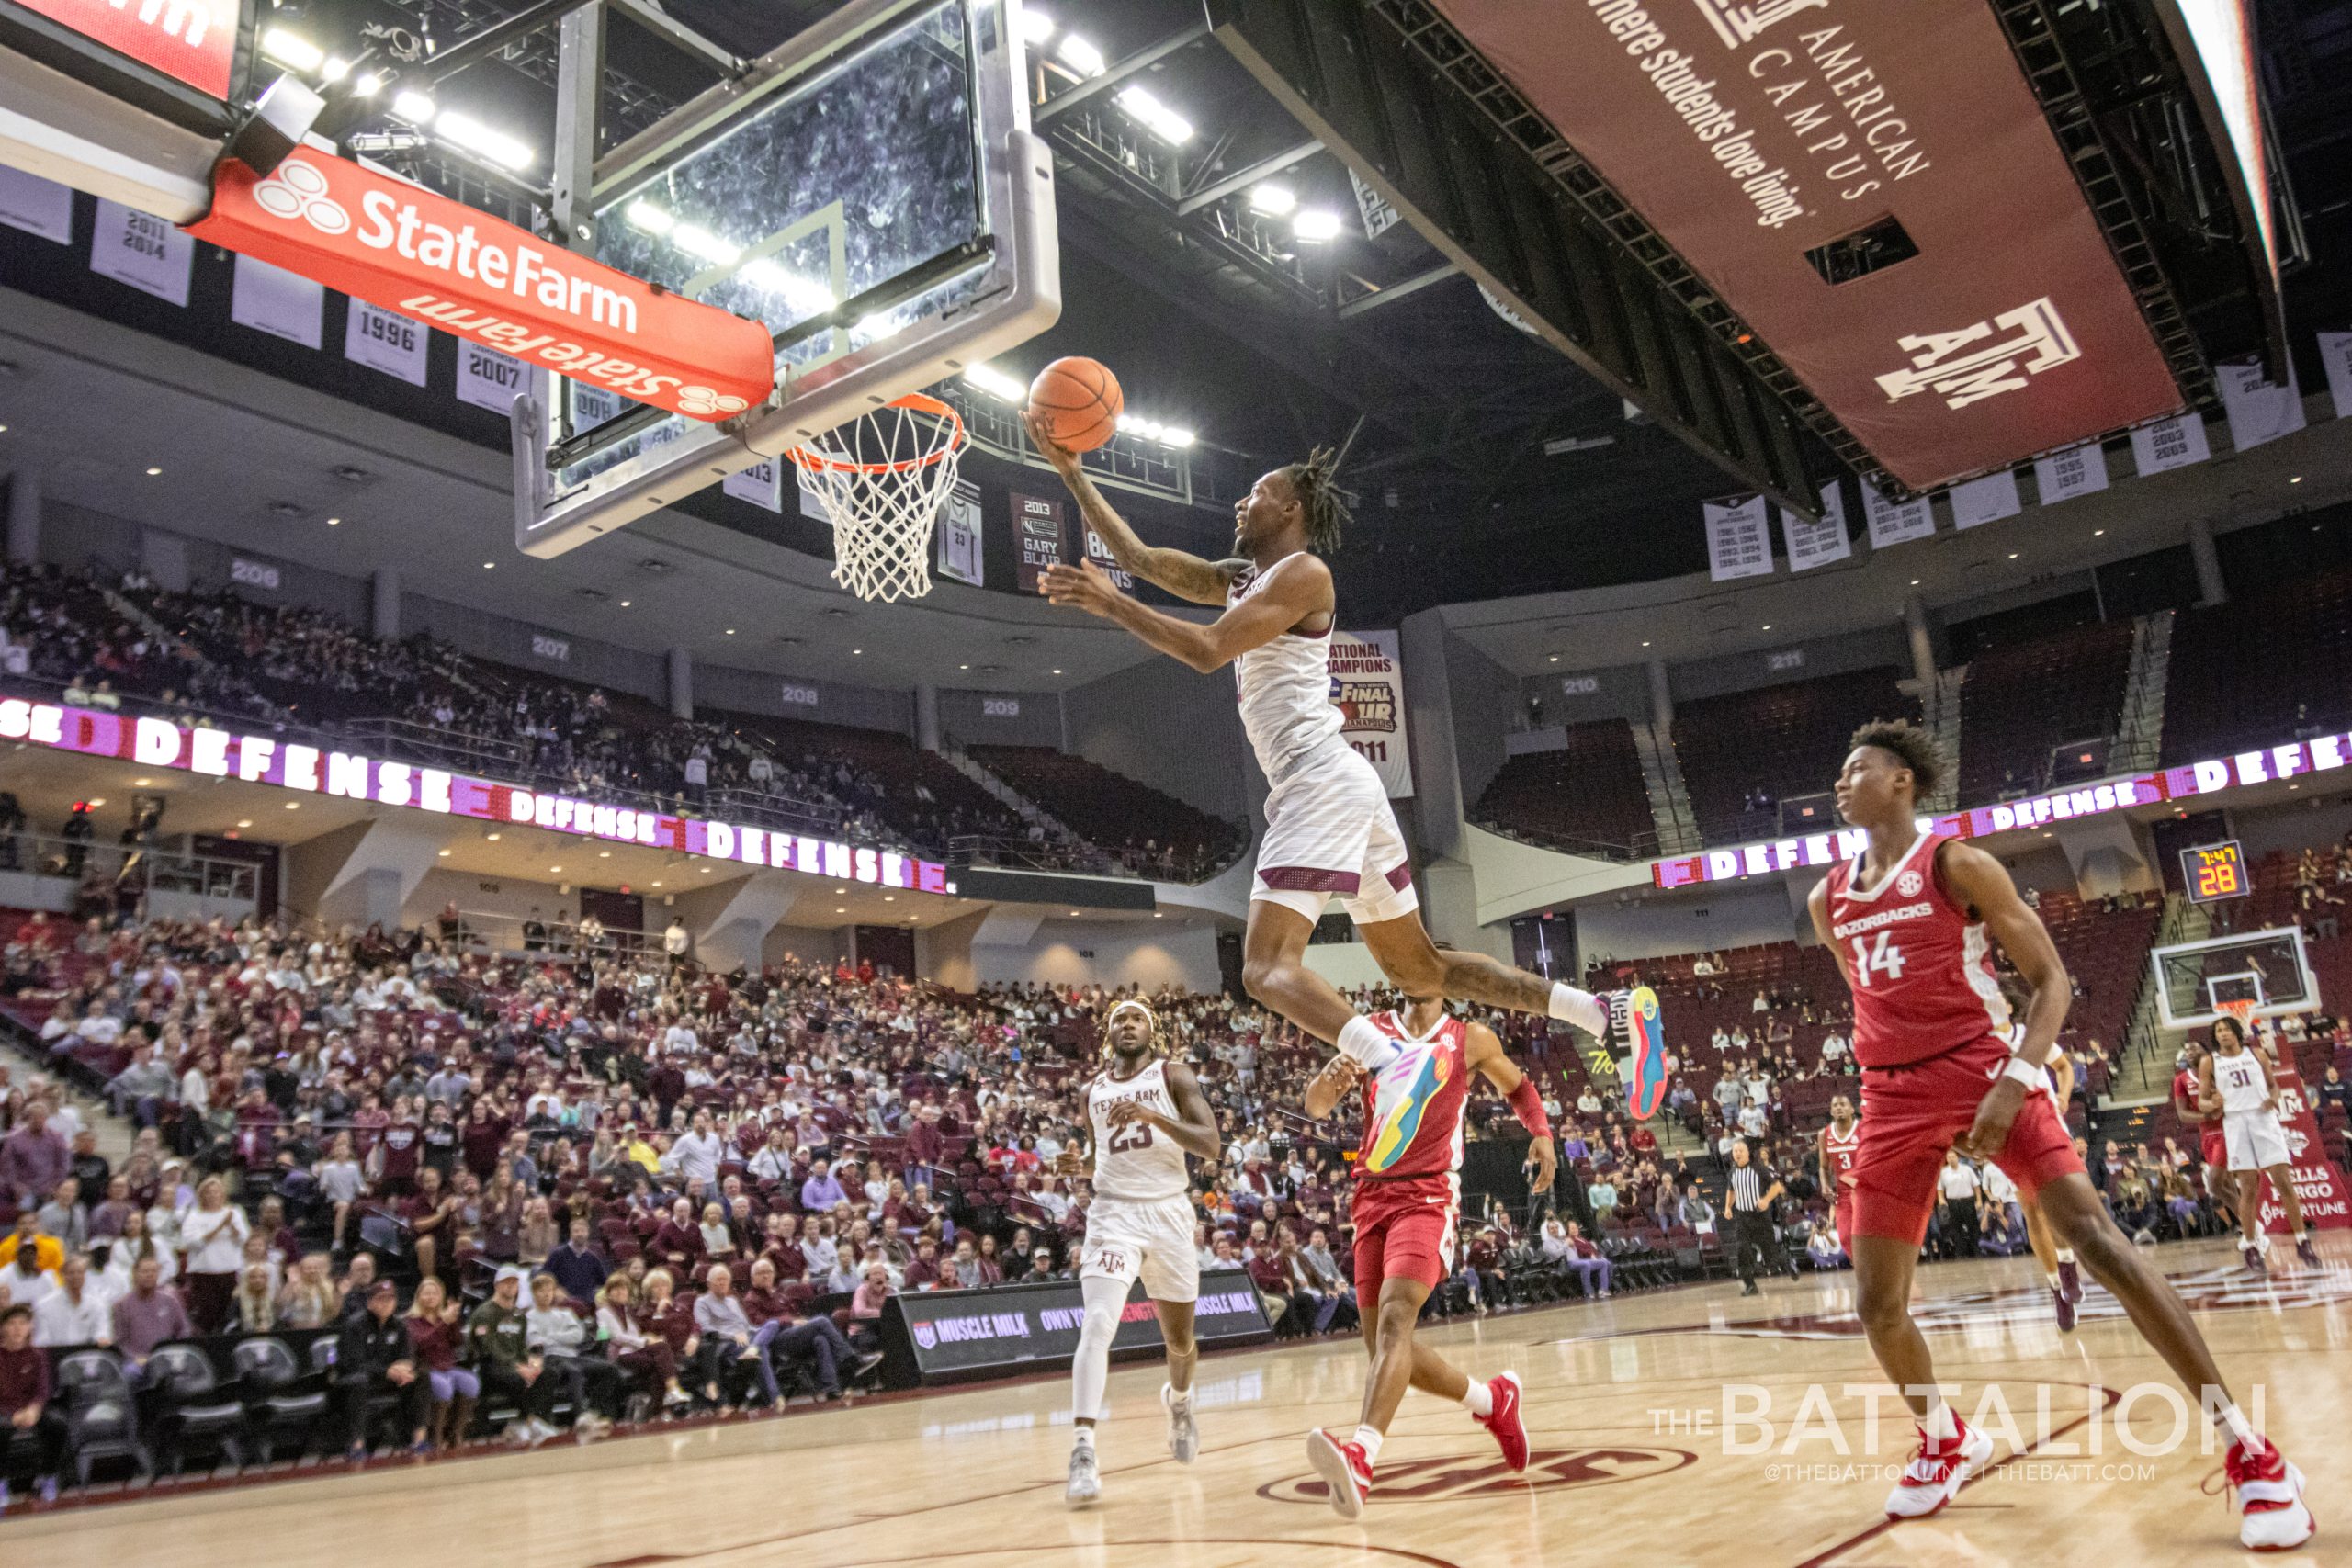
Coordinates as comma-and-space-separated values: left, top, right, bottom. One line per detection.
11, 1236, 2343, 1567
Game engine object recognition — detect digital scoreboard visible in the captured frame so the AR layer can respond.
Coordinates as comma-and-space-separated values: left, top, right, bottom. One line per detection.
2181, 840, 2250, 903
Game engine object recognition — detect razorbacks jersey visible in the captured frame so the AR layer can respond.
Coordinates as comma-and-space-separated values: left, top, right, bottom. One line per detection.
2175, 1064, 2222, 1128
1087, 1059, 1190, 1203
1820, 1120, 1860, 1183
1228, 552, 1341, 779
1825, 831, 2009, 1068
1356, 1010, 1472, 1179
2211, 1049, 2272, 1116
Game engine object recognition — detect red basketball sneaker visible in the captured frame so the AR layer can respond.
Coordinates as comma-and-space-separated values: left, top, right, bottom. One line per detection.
1306, 1428, 1374, 1520
1475, 1371, 1529, 1472
2227, 1436, 2317, 1551
1884, 1416, 1994, 1520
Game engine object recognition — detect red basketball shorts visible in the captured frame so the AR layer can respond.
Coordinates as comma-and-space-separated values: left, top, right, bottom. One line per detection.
1350, 1173, 1460, 1301
1833, 1186, 1856, 1250
2200, 1124, 2228, 1170
1851, 1034, 2084, 1246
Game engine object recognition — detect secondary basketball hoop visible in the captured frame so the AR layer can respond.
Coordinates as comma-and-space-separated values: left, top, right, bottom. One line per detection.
788, 392, 967, 604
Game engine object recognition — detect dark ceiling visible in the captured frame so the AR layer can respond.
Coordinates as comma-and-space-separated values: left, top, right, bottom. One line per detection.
150, 0, 2352, 621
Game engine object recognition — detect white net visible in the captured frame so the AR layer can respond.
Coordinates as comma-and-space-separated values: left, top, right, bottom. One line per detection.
789, 394, 966, 604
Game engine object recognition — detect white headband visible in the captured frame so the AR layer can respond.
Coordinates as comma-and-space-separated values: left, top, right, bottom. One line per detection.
1107, 999, 1156, 1027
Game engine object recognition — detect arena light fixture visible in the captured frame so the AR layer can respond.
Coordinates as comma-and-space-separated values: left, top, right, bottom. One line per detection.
320, 55, 349, 84
261, 27, 324, 73
669, 223, 738, 266
435, 111, 534, 172
145, 466, 162, 476
1057, 33, 1104, 76
1163, 427, 1195, 448
391, 90, 437, 126
1249, 183, 1296, 217
437, 849, 451, 857
625, 199, 673, 237
1114, 85, 1194, 145
354, 72, 384, 97
961, 363, 1025, 402
236, 819, 253, 829
1293, 209, 1344, 243
1021, 7, 1057, 46
736, 259, 835, 317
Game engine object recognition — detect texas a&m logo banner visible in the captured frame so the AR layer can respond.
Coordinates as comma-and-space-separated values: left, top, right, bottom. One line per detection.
186, 151, 774, 423
17, 0, 243, 99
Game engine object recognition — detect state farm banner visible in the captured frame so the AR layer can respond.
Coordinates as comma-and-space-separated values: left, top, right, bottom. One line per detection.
2253, 1066, 2351, 1235
185, 151, 773, 423
17, 0, 244, 99
1012, 491, 1065, 592
1332, 630, 1414, 798
1430, 0, 2183, 489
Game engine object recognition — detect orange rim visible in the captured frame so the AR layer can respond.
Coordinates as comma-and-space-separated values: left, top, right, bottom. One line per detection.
786, 392, 965, 475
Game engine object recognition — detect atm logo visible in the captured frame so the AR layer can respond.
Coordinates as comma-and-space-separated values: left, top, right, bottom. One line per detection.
1259, 1446, 1694, 1505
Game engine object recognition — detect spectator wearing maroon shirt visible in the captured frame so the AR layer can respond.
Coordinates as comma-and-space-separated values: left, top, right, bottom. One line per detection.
650, 1198, 704, 1274
373, 1101, 422, 1195
902, 1237, 942, 1289
1245, 1246, 1292, 1332
459, 1101, 511, 1182
109, 1254, 192, 1376
0, 1101, 70, 1205
0, 1303, 63, 1507
760, 1213, 808, 1284
402, 1166, 461, 1282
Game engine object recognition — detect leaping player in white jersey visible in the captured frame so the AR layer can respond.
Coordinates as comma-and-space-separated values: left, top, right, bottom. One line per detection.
1064, 998, 1223, 1508
1025, 412, 1658, 1102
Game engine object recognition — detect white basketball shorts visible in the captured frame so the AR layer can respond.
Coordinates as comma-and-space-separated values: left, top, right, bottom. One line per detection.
1252, 739, 1419, 926
1080, 1194, 1201, 1303
2222, 1110, 2290, 1172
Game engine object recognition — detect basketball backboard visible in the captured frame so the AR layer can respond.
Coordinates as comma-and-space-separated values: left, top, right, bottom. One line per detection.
2150, 928, 2318, 1031
510, 0, 1060, 559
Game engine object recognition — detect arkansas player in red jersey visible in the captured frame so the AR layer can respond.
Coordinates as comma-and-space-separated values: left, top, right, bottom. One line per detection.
2172, 1041, 2236, 1221
1811, 720, 2313, 1551
1297, 990, 1556, 1521
1817, 1092, 1860, 1258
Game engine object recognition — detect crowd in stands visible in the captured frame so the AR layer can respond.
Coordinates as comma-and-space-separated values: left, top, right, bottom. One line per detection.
0, 558, 1245, 886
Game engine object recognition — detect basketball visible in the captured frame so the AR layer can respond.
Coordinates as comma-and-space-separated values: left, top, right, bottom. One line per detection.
1027, 356, 1124, 453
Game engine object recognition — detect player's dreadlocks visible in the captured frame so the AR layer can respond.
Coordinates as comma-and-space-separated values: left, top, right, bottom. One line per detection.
1282, 446, 1356, 555
1849, 716, 1944, 797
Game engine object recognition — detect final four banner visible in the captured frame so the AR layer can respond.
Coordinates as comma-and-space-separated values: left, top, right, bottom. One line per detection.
1332, 630, 1415, 799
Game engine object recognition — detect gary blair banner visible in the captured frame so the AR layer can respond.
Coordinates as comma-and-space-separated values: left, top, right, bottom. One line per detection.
1430, 0, 2182, 490
1331, 630, 1414, 799
1012, 491, 1066, 592
884, 1270, 1272, 1386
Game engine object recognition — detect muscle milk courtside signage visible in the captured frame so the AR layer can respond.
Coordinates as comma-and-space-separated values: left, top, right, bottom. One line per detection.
18, 0, 244, 99
0, 698, 949, 893
886, 1271, 1271, 1384
185, 152, 774, 423
1332, 630, 1415, 799
1654, 726, 2352, 887
1429, 0, 2184, 490
2256, 1066, 2351, 1234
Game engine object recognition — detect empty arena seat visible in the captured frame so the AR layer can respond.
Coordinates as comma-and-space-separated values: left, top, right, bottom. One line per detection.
2162, 566, 2352, 767
1954, 618, 2136, 805
965, 744, 1250, 883
1471, 721, 1657, 860
1672, 668, 1916, 845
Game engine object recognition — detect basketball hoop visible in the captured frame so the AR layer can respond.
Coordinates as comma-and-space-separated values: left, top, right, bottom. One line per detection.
2215, 998, 2260, 1035
787, 393, 967, 604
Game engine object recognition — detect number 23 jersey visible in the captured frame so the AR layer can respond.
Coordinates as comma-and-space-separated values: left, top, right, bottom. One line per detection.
1087, 1058, 1192, 1203
1825, 831, 2011, 1069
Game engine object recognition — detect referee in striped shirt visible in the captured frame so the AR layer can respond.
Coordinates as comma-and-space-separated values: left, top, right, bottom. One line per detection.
1725, 1139, 1789, 1296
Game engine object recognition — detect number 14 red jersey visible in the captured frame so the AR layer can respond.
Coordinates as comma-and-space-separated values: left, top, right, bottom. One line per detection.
1824, 830, 2011, 1068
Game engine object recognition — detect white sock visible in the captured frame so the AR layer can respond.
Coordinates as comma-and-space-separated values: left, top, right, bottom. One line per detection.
1337, 1014, 1396, 1069
1073, 1427, 1095, 1452
1548, 982, 1607, 1036
1459, 1379, 1494, 1417
2215, 1401, 2259, 1450
1921, 1396, 1959, 1442
1165, 1381, 1191, 1407
2045, 1272, 2062, 1290
2055, 1248, 2075, 1264
1352, 1425, 1385, 1463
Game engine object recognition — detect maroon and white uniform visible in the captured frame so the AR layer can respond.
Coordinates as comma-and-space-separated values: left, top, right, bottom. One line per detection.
1825, 832, 2081, 1242
1230, 553, 1418, 926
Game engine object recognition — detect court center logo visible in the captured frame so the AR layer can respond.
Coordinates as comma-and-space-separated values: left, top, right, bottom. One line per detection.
1259, 1446, 1694, 1505
253, 160, 350, 237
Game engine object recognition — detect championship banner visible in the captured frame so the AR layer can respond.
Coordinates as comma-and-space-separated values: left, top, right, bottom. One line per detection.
2130, 412, 2211, 476
936, 479, 984, 587
2032, 442, 2109, 503
1427, 0, 2184, 490
1332, 629, 1414, 798
1947, 470, 2020, 530
17, 0, 243, 99
185, 151, 774, 423
2216, 356, 2305, 452
1703, 496, 1772, 581
1861, 482, 1932, 548
454, 342, 528, 414
91, 198, 192, 305
2253, 1066, 2351, 1235
229, 253, 322, 349
1012, 491, 1065, 592
345, 299, 429, 386
721, 458, 786, 513
883, 1270, 1271, 1387
0, 167, 74, 244
1779, 480, 1850, 571
2321, 332, 2352, 422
